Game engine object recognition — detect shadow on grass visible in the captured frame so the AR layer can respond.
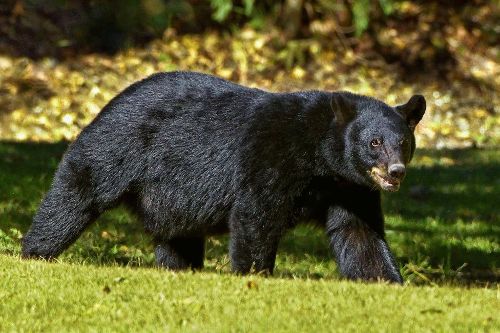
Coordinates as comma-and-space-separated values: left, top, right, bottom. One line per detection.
1, 141, 498, 282
384, 149, 499, 281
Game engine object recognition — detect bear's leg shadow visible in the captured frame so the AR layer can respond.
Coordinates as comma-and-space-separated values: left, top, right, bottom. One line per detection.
22, 160, 108, 259
155, 237, 205, 270
228, 203, 282, 275
326, 193, 403, 283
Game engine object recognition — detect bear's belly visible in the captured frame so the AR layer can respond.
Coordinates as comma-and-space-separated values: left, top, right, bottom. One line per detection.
133, 184, 232, 238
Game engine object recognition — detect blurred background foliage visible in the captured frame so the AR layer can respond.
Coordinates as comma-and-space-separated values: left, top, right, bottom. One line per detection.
0, 0, 498, 147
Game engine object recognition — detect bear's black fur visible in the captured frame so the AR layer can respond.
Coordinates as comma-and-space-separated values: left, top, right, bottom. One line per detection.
22, 71, 426, 283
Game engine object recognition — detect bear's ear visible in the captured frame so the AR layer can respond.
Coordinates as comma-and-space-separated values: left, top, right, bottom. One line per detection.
330, 92, 356, 125
396, 95, 426, 131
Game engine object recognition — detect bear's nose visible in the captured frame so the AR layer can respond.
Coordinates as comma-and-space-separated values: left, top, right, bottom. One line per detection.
388, 164, 406, 179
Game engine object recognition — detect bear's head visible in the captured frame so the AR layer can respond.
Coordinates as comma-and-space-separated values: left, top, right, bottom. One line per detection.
325, 92, 426, 192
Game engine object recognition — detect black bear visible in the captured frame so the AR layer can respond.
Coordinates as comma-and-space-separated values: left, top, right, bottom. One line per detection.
22, 71, 425, 283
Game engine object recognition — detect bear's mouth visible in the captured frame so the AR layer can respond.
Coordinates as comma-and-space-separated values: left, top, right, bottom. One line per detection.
370, 167, 401, 192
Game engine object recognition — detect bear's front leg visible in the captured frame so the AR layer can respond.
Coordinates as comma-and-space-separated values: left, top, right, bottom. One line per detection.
228, 204, 283, 275
326, 190, 403, 284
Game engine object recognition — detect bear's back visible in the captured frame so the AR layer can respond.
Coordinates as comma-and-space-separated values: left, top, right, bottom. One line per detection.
65, 72, 270, 232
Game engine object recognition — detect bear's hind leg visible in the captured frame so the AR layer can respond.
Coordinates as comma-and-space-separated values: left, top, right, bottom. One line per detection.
155, 237, 205, 270
22, 175, 99, 259
21, 154, 125, 260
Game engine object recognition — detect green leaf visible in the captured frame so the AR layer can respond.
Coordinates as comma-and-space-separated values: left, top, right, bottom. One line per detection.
352, 0, 370, 36
243, 0, 254, 16
378, 0, 394, 15
211, 0, 233, 22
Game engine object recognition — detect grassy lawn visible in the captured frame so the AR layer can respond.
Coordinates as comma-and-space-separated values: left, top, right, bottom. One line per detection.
1, 255, 498, 332
0, 142, 499, 331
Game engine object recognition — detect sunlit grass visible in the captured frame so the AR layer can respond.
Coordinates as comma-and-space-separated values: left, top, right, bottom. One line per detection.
0, 255, 499, 333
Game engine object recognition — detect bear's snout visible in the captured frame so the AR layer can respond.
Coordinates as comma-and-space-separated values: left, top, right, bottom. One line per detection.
369, 166, 403, 192
388, 163, 406, 180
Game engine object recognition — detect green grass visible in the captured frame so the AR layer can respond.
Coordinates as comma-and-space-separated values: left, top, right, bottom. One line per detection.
0, 142, 499, 331
1, 255, 498, 333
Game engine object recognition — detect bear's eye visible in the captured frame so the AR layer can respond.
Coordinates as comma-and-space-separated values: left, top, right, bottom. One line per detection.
370, 138, 383, 147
